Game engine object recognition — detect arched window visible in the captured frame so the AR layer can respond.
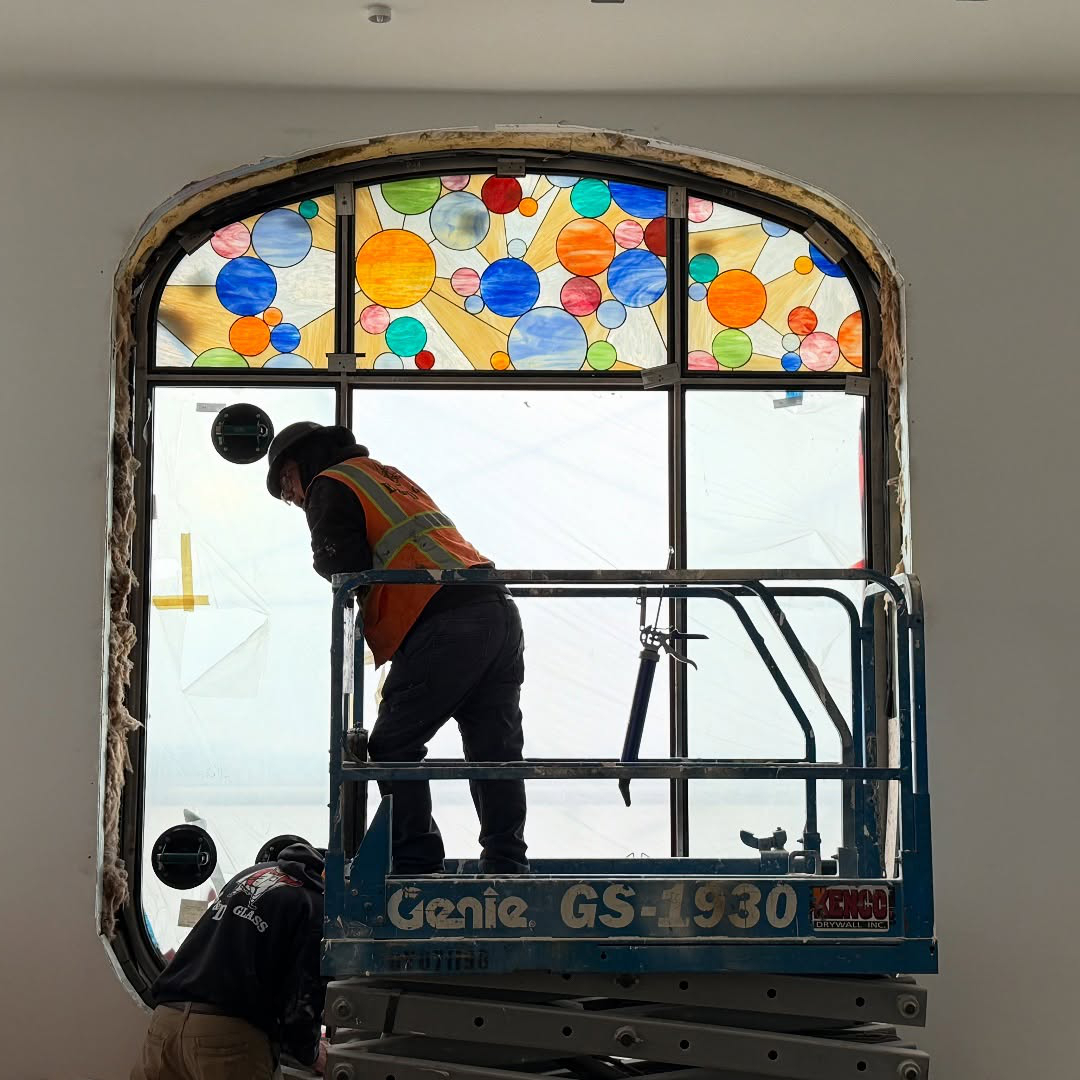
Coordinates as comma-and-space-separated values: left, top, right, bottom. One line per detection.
109, 134, 897, 987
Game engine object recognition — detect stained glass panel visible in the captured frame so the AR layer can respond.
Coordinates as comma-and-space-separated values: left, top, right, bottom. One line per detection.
353, 174, 669, 372
156, 195, 336, 369
686, 198, 864, 374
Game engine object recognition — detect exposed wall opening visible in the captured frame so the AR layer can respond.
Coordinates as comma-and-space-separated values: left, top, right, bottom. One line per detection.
106, 129, 904, 991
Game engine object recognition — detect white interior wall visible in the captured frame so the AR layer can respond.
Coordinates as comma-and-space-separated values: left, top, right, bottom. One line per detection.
0, 85, 1076, 1078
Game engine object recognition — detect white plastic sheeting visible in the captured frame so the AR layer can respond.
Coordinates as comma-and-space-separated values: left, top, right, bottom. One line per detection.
141, 385, 862, 954
143, 387, 336, 953
685, 391, 864, 856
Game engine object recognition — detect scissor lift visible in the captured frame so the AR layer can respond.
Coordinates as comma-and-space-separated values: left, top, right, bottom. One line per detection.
322, 570, 935, 1080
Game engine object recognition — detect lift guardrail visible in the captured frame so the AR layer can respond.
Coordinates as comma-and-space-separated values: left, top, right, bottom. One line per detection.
323, 568, 934, 979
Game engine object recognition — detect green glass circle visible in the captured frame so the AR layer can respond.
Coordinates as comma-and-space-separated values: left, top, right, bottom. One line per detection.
586, 340, 617, 371
381, 178, 442, 216
689, 253, 719, 284
712, 328, 753, 369
193, 347, 249, 368
298, 199, 319, 220
570, 178, 612, 219
385, 316, 428, 357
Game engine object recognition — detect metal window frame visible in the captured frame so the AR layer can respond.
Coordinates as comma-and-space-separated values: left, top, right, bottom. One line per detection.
114, 149, 889, 990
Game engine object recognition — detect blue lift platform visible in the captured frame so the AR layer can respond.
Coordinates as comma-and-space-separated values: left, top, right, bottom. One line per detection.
321, 569, 935, 1080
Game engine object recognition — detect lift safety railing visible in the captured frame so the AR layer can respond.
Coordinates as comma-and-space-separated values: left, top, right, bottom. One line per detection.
323, 568, 934, 976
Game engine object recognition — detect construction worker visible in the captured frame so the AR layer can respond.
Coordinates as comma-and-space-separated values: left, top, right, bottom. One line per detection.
131, 840, 328, 1080
265, 422, 529, 876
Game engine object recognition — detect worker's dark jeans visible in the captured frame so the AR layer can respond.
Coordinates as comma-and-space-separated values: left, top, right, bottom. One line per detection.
368, 593, 528, 875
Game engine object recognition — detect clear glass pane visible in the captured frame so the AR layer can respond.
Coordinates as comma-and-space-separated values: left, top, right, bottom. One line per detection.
353, 174, 669, 372
156, 195, 336, 369
141, 386, 336, 957
351, 388, 671, 857
686, 197, 863, 374
685, 390, 864, 858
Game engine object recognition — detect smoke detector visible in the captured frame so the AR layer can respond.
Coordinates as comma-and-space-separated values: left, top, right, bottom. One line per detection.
368, 4, 392, 23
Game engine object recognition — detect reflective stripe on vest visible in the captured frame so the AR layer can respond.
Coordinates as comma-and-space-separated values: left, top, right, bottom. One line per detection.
317, 458, 491, 666
320, 463, 472, 571
373, 509, 458, 569
323, 461, 408, 529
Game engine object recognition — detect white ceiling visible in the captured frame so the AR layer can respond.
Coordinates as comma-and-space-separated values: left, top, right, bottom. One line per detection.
3, 0, 1079, 93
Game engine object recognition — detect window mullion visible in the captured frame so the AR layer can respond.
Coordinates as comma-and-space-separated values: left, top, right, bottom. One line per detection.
667, 194, 690, 858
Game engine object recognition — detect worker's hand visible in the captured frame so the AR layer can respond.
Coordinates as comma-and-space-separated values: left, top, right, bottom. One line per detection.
313, 1037, 329, 1075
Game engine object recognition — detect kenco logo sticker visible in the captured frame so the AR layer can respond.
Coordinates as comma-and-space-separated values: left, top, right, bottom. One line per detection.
811, 885, 894, 932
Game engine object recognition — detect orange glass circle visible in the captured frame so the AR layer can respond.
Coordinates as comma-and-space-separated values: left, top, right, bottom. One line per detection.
838, 311, 863, 366
263, 307, 283, 327
556, 219, 616, 277
356, 229, 436, 309
795, 256, 814, 275
519, 198, 538, 218
490, 351, 511, 370
229, 316, 271, 356
706, 270, 767, 329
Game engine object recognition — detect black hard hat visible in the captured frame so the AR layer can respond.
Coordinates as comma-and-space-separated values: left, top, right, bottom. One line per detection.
255, 833, 310, 864
265, 420, 325, 499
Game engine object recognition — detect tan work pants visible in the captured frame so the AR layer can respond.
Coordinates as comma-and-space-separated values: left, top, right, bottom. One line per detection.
130, 1004, 275, 1080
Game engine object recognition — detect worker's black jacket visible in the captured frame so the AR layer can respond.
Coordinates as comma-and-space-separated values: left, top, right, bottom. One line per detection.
152, 843, 326, 1066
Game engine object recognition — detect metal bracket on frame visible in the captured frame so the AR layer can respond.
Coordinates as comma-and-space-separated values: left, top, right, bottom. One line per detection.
179, 228, 213, 255
642, 363, 680, 389
845, 375, 871, 397
667, 186, 688, 219
804, 222, 847, 264
496, 158, 528, 177
328, 353, 360, 372
335, 183, 355, 216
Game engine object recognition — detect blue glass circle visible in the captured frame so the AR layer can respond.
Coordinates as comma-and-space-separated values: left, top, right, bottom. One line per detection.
782, 351, 803, 372
430, 191, 490, 250
270, 322, 301, 354
263, 352, 311, 369
507, 238, 527, 259
480, 257, 540, 317
548, 175, 580, 188
688, 282, 707, 301
373, 352, 405, 370
507, 307, 588, 371
464, 295, 485, 315
251, 209, 312, 267
608, 181, 667, 220
809, 244, 845, 278
596, 299, 627, 329
607, 250, 667, 308
215, 257, 277, 316
762, 220, 790, 237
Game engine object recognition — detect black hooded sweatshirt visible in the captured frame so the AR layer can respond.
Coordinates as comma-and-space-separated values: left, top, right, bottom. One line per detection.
152, 843, 326, 1065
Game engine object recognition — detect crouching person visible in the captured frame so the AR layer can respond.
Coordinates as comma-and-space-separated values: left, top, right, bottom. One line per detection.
131, 841, 328, 1079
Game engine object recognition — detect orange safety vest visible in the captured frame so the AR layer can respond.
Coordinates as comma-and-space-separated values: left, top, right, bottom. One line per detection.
318, 457, 491, 666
